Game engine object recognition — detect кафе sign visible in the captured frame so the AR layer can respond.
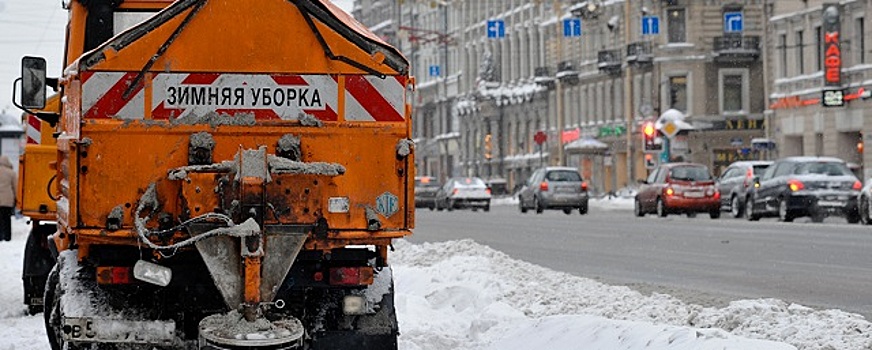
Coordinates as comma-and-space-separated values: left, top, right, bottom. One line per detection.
822, 3, 844, 107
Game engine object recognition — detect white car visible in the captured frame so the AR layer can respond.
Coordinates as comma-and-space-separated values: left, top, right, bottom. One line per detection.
436, 177, 492, 212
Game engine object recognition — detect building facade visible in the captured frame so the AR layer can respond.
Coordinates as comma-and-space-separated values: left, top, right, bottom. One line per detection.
768, 0, 870, 179
354, 0, 769, 193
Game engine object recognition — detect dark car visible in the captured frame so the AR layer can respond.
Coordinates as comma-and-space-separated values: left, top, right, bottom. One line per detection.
435, 177, 492, 211
518, 166, 589, 215
745, 157, 861, 223
717, 160, 773, 218
857, 179, 872, 224
635, 162, 721, 218
414, 176, 441, 210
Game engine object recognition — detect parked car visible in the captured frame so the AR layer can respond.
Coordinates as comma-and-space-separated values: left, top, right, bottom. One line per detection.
717, 160, 773, 218
857, 180, 872, 225
745, 157, 861, 223
435, 177, 492, 211
635, 162, 721, 218
518, 166, 589, 215
414, 176, 441, 210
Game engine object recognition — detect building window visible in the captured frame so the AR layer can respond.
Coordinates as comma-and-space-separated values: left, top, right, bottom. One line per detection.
667, 8, 686, 43
815, 26, 823, 71
719, 69, 749, 114
857, 17, 865, 64
668, 76, 687, 112
796, 30, 804, 74
779, 34, 788, 77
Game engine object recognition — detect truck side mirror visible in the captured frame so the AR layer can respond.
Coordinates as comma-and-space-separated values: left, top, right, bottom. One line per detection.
20, 56, 47, 109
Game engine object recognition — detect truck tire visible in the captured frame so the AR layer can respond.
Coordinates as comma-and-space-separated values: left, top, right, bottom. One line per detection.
23, 223, 56, 315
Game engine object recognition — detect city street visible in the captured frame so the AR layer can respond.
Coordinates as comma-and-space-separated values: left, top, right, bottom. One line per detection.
410, 201, 872, 319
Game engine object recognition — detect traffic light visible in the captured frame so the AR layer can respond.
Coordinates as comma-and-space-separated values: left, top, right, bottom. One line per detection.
484, 134, 493, 159
642, 121, 662, 152
644, 153, 657, 169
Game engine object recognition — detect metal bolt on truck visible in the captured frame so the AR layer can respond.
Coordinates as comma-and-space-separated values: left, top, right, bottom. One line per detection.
12, 0, 414, 349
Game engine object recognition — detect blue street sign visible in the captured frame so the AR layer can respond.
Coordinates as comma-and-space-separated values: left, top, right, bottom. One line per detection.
641, 16, 659, 35
563, 18, 581, 37
724, 12, 743, 32
487, 19, 505, 39
429, 65, 440, 77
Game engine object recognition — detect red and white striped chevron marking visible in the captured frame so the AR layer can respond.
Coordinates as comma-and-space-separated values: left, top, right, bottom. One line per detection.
26, 114, 41, 144
151, 74, 339, 121
81, 71, 145, 120
81, 72, 406, 122
344, 75, 405, 122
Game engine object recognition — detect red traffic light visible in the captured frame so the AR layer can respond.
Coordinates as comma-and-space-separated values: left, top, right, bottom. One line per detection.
643, 122, 656, 137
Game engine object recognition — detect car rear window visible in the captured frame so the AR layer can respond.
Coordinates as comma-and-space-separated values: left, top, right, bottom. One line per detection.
453, 177, 487, 188
415, 177, 440, 188
546, 170, 582, 182
752, 165, 769, 175
669, 166, 712, 181
795, 162, 852, 176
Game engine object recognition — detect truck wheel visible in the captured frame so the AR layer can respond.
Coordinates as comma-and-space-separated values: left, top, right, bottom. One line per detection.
23, 223, 56, 315
44, 263, 65, 350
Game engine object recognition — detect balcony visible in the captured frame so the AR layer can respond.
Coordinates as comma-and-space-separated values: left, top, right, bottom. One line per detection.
597, 49, 622, 74
533, 66, 555, 89
626, 42, 653, 67
712, 35, 761, 62
557, 60, 579, 85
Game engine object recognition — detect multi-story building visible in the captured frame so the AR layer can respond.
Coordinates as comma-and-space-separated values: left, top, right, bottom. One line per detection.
354, 0, 769, 193
767, 1, 870, 179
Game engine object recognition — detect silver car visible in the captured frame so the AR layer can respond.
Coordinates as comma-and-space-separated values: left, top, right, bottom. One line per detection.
518, 166, 590, 214
435, 177, 492, 212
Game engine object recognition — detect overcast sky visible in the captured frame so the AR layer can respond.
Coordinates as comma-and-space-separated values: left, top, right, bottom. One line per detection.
0, 0, 355, 116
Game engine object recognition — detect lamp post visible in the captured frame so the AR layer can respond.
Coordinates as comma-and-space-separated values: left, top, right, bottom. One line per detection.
554, 0, 565, 166
623, 0, 635, 186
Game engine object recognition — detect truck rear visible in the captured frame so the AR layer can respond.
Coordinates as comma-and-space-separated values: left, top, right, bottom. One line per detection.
15, 0, 413, 349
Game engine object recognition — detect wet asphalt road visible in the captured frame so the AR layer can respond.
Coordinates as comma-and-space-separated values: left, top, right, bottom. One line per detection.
408, 201, 872, 319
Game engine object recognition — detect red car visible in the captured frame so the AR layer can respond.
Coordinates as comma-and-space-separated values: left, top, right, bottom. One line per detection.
635, 162, 721, 218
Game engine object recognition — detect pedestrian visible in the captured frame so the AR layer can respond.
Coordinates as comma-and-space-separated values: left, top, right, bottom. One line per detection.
0, 156, 16, 241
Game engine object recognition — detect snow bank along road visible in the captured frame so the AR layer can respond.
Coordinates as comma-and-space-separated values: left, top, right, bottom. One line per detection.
2, 214, 871, 349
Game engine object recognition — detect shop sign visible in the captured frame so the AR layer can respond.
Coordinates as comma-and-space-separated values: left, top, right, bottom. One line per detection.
713, 149, 757, 167
598, 125, 626, 138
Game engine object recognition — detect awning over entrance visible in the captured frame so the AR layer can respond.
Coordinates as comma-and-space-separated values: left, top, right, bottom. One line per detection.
564, 137, 609, 154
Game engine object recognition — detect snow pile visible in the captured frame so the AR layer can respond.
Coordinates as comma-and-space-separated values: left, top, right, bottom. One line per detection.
393, 239, 872, 350
2, 218, 871, 350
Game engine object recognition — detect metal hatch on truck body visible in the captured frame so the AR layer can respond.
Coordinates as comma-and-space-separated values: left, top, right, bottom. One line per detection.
56, 0, 413, 248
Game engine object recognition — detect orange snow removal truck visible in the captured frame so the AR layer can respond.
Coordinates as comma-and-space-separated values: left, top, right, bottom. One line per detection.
14, 0, 413, 349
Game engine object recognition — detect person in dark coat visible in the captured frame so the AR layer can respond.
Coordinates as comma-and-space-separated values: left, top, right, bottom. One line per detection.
0, 156, 17, 241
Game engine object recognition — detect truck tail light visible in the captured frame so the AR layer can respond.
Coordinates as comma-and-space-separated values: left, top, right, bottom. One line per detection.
97, 266, 132, 285
581, 182, 588, 191
853, 180, 862, 190
788, 179, 804, 192
329, 267, 374, 286
539, 182, 549, 191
